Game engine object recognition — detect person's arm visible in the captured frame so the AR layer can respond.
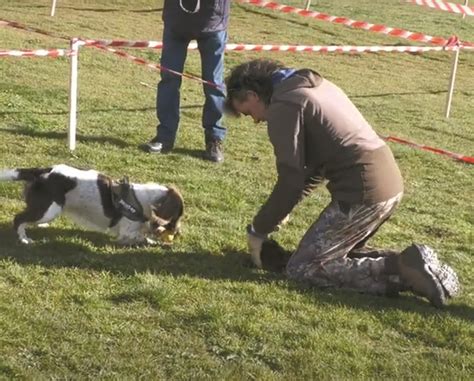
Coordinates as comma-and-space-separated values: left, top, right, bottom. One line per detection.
252, 102, 306, 235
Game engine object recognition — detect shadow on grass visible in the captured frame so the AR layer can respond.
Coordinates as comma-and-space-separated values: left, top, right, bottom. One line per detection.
171, 147, 207, 160
289, 283, 474, 323
0, 107, 154, 116
0, 126, 131, 148
136, 145, 206, 159
10, 5, 163, 13
412, 124, 474, 143
349, 89, 447, 98
0, 223, 472, 323
236, 4, 339, 38
61, 7, 164, 13
0, 105, 200, 116
0, 224, 273, 283
2, 124, 212, 160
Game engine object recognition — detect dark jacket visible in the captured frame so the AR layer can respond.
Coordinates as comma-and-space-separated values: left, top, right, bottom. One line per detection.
162, 0, 231, 38
253, 70, 404, 235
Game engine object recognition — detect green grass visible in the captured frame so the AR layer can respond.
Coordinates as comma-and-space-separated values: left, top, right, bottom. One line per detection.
1, 0, 473, 379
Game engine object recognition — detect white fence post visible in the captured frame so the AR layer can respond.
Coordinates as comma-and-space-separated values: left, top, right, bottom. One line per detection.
304, 0, 312, 10
68, 38, 79, 151
50, 0, 57, 16
444, 46, 460, 119
444, 0, 468, 118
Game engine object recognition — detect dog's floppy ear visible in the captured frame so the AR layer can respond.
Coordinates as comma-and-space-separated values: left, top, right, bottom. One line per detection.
151, 186, 184, 232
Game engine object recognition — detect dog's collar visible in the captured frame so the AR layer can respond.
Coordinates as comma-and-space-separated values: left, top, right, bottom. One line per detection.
111, 177, 147, 222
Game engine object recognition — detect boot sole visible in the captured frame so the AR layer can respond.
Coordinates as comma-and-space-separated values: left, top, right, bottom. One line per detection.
417, 245, 460, 298
430, 263, 460, 298
403, 244, 461, 307
400, 245, 446, 307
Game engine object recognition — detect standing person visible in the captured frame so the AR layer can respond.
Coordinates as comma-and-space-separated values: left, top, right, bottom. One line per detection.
144, 0, 230, 163
224, 59, 460, 307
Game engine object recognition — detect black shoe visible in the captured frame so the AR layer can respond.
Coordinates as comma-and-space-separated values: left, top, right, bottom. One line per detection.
143, 137, 173, 154
204, 139, 224, 163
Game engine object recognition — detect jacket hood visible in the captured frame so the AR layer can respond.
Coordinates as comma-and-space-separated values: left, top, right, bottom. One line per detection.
272, 69, 323, 99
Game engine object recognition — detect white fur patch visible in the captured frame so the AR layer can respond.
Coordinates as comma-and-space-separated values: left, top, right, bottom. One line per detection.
37, 202, 62, 224
17, 223, 33, 244
0, 169, 19, 181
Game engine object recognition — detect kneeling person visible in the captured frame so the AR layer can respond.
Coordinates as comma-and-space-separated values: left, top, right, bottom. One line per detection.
225, 59, 460, 307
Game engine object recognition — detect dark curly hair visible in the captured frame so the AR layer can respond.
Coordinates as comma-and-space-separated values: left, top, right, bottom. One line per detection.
224, 59, 285, 116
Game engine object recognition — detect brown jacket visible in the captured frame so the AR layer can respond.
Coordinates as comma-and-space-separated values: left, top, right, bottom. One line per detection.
253, 70, 404, 235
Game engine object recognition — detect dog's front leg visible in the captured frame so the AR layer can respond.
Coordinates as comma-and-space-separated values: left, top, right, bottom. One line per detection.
116, 220, 151, 246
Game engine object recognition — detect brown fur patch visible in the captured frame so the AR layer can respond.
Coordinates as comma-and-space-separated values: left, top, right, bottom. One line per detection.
151, 186, 184, 234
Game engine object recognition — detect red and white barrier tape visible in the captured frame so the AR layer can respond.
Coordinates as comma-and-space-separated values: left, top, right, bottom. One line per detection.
82, 39, 473, 52
237, 0, 474, 47
381, 135, 474, 164
222, 43, 472, 52
3, 16, 471, 54
0, 49, 72, 57
408, 0, 474, 16
93, 45, 223, 89
82, 39, 164, 48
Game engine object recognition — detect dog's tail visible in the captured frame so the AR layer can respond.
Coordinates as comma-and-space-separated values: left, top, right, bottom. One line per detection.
0, 167, 53, 182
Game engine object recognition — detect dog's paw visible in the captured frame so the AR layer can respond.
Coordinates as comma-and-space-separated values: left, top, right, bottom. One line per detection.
37, 223, 50, 228
145, 237, 159, 246
19, 237, 34, 245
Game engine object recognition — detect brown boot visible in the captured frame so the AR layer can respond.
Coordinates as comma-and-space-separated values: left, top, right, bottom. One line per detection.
204, 139, 224, 163
385, 244, 460, 308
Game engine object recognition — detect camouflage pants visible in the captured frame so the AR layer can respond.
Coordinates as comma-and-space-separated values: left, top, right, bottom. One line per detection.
286, 193, 403, 295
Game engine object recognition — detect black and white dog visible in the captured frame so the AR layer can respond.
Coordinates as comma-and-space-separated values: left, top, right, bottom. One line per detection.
0, 164, 184, 245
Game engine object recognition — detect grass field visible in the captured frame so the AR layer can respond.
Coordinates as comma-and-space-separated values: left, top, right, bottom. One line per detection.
1, 0, 473, 379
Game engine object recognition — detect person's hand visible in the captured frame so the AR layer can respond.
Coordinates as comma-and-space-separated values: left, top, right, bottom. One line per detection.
246, 224, 267, 268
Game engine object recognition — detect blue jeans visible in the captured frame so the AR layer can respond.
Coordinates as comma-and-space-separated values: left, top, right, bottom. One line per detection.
155, 28, 227, 145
